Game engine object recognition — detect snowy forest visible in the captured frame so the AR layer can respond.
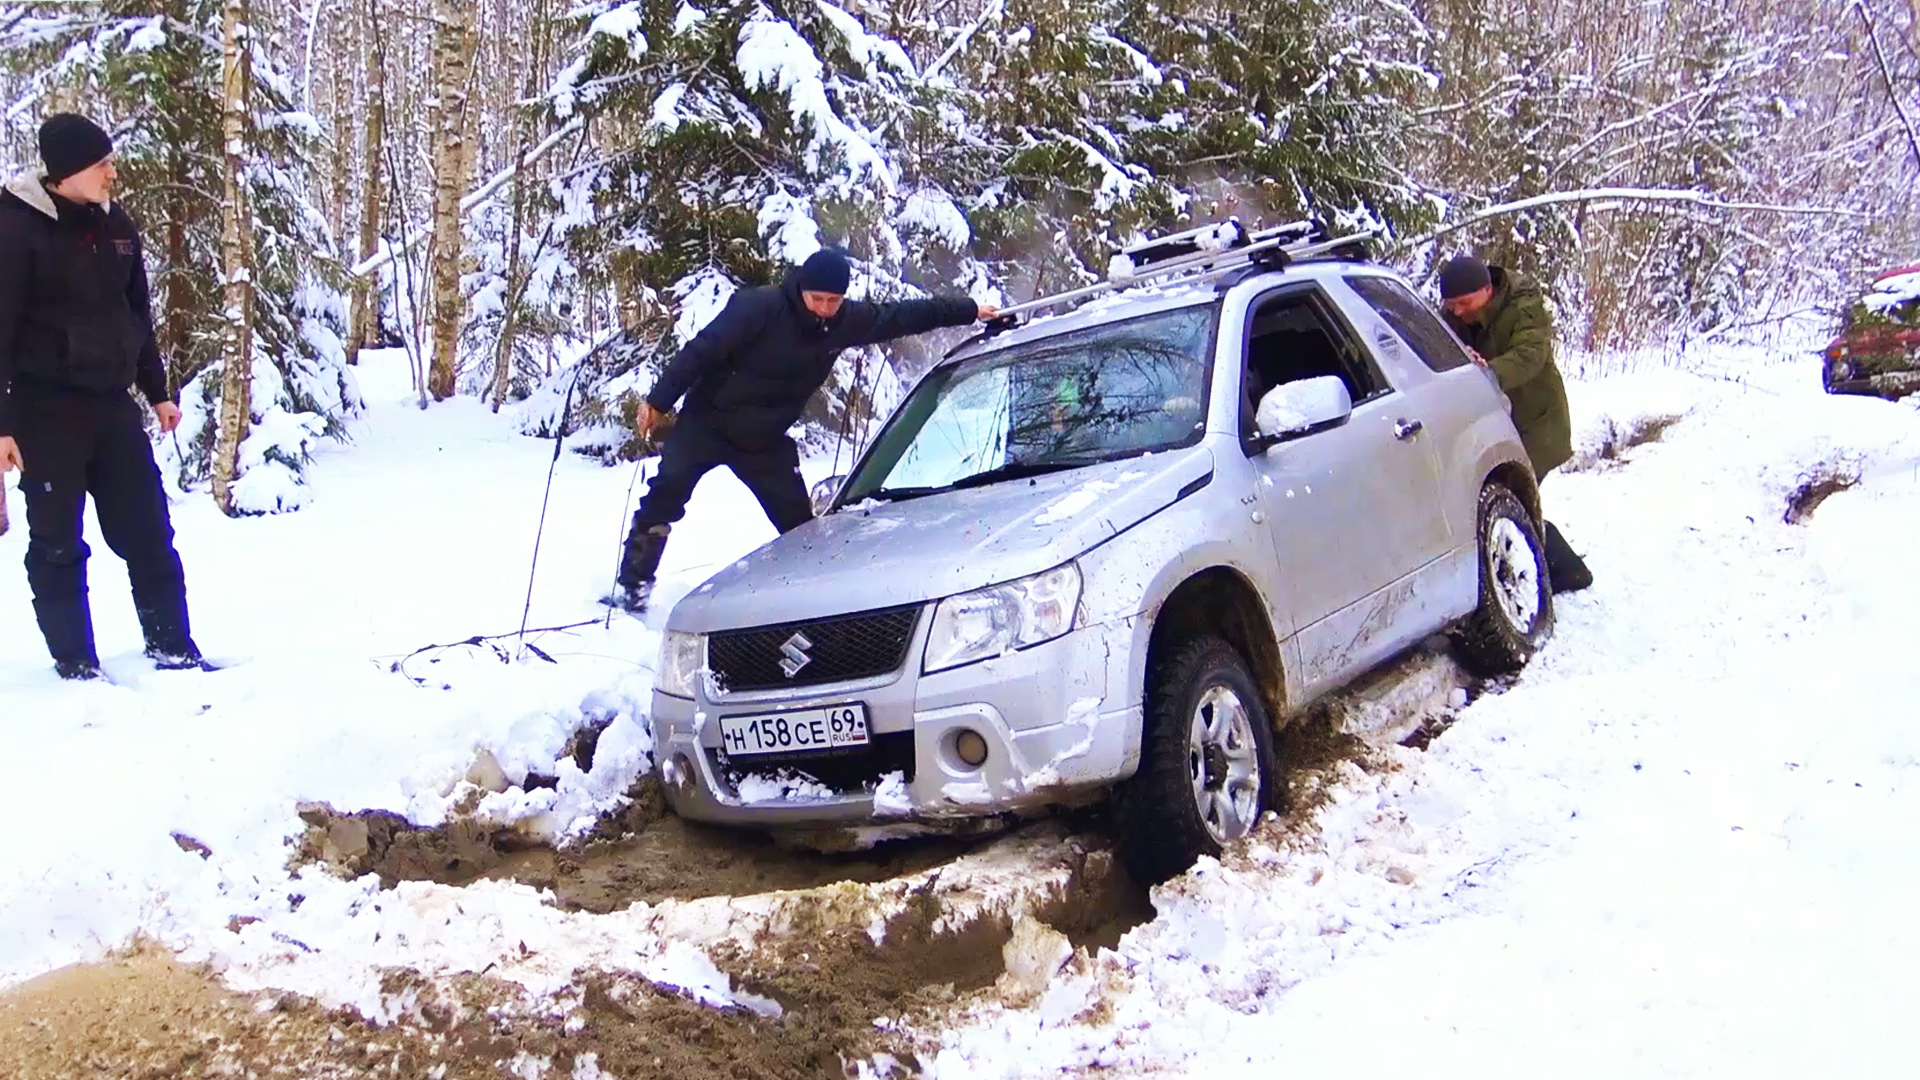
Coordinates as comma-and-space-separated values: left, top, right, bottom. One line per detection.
2, 0, 1914, 514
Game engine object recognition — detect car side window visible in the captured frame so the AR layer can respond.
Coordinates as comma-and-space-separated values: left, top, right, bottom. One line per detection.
1239, 288, 1388, 438
1347, 275, 1474, 373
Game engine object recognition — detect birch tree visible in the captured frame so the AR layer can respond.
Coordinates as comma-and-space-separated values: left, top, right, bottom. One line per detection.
346, 0, 386, 365
211, 0, 255, 515
427, 0, 473, 400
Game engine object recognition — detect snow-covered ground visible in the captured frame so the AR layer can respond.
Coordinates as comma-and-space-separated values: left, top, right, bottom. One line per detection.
921, 357, 1920, 1078
0, 351, 797, 996
3, 346, 1918, 1076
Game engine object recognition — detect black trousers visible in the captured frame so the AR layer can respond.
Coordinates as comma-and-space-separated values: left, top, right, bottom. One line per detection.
12, 387, 193, 666
618, 417, 812, 586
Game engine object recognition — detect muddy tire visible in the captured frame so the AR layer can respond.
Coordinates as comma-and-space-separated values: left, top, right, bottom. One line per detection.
1453, 484, 1555, 676
1115, 636, 1278, 885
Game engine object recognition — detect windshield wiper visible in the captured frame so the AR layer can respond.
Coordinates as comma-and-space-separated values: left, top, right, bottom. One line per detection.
862, 460, 1094, 505
948, 460, 1091, 490
862, 484, 948, 504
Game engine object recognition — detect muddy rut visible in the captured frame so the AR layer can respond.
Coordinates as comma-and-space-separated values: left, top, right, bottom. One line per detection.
7, 646, 1478, 1078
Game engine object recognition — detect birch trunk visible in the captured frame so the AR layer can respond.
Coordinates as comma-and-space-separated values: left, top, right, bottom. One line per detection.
489, 118, 528, 412
211, 0, 255, 516
347, 0, 386, 366
427, 0, 472, 401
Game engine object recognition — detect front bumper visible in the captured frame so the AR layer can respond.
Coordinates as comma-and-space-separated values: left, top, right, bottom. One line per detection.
1825, 371, 1920, 399
651, 616, 1141, 828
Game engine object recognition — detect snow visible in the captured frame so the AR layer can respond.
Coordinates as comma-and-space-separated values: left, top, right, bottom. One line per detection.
912, 354, 1920, 1077
733, 769, 836, 802
5, 339, 1920, 1077
872, 770, 913, 816
587, 4, 647, 51
757, 190, 822, 265
735, 9, 893, 186
124, 18, 166, 53
1033, 479, 1121, 525
1863, 269, 1920, 313
670, 267, 737, 347
648, 82, 688, 132
898, 189, 971, 250
672, 2, 707, 35
1256, 375, 1350, 436
0, 349, 820, 996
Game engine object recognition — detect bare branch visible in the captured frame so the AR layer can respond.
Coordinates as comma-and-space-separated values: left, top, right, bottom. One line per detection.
1855, 0, 1920, 172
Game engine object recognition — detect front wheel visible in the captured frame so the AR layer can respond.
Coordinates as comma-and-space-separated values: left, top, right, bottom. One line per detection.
1453, 484, 1556, 676
1115, 636, 1279, 885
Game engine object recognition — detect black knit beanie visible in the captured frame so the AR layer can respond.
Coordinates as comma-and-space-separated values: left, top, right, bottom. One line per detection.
796, 248, 852, 295
39, 113, 115, 183
1437, 254, 1492, 300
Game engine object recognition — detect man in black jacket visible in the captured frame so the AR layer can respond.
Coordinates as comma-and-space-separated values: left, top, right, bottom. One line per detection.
0, 114, 204, 679
614, 248, 994, 611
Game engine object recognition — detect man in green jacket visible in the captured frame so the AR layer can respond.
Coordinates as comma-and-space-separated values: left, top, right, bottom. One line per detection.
1438, 254, 1592, 593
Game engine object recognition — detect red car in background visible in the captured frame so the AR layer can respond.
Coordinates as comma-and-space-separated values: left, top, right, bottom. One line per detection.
1825, 265, 1920, 400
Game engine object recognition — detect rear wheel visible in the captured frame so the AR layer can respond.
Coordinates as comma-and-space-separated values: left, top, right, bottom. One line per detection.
1115, 636, 1278, 885
1453, 484, 1555, 676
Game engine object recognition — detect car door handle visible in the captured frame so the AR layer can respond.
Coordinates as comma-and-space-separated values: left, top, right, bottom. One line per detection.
1393, 418, 1424, 441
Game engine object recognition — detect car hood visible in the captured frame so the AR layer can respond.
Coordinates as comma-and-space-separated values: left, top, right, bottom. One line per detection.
667, 446, 1216, 632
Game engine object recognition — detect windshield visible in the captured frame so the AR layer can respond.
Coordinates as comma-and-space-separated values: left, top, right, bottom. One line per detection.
842, 305, 1217, 504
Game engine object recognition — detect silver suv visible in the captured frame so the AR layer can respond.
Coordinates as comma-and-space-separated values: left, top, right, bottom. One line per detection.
650, 222, 1554, 882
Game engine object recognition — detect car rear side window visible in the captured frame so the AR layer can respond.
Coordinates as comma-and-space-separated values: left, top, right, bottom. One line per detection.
1348, 275, 1474, 373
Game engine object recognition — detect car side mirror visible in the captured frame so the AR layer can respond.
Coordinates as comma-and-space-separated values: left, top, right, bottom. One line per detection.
1252, 376, 1353, 449
810, 474, 849, 515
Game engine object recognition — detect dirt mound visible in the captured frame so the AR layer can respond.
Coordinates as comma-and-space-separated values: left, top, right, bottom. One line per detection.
293, 774, 1014, 911
0, 943, 531, 1079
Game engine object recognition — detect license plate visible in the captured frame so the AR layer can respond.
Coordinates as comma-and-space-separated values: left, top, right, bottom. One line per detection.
717, 704, 870, 757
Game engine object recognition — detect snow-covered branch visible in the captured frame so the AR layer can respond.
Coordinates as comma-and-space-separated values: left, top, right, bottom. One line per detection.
350, 116, 584, 278
1397, 187, 1875, 251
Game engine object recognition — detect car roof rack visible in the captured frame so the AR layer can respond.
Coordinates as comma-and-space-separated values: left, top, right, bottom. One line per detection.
970, 219, 1379, 341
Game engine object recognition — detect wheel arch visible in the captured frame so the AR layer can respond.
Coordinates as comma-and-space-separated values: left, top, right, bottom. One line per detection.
1484, 458, 1543, 528
1145, 566, 1288, 732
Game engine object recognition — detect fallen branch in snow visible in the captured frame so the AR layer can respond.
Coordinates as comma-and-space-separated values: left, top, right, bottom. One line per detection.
1784, 461, 1862, 525
383, 618, 606, 689
1395, 187, 1875, 251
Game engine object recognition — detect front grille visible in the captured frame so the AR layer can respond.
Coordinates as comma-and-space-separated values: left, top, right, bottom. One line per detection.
708, 605, 922, 691
712, 731, 916, 793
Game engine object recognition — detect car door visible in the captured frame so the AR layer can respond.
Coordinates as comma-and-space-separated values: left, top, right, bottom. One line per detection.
1342, 272, 1501, 550
1240, 285, 1453, 699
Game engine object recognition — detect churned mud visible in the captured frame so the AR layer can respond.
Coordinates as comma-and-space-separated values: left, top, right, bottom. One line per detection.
55, 641, 1479, 1078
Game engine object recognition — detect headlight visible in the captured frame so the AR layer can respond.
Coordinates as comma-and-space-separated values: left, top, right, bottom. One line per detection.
657, 630, 705, 698
924, 563, 1082, 674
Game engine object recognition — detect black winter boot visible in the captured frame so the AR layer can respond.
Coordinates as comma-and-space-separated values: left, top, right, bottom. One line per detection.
1543, 521, 1594, 594
615, 524, 671, 612
34, 597, 101, 679
56, 659, 104, 681
137, 600, 204, 670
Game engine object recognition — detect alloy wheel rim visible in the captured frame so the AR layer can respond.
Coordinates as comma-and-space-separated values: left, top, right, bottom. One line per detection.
1489, 516, 1542, 630
1186, 684, 1262, 845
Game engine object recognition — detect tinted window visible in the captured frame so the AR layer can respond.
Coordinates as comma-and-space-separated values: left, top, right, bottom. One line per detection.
1244, 292, 1385, 407
1348, 275, 1473, 373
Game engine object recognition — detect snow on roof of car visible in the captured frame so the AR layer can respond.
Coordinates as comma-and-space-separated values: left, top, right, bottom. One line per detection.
1863, 267, 1920, 313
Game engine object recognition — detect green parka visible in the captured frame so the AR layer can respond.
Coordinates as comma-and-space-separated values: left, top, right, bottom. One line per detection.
1445, 267, 1573, 477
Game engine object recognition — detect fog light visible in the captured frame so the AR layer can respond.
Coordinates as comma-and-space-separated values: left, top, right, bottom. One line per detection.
666, 753, 696, 789
954, 729, 989, 768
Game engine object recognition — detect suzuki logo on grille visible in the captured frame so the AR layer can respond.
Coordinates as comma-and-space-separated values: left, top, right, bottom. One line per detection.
779, 632, 814, 678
